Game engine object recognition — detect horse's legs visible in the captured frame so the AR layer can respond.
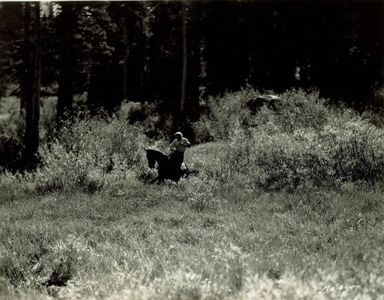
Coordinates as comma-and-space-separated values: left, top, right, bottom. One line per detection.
181, 166, 189, 178
149, 176, 166, 184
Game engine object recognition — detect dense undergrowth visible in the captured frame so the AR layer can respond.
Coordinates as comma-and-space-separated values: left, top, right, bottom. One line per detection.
195, 89, 384, 191
0, 89, 384, 299
1, 88, 384, 192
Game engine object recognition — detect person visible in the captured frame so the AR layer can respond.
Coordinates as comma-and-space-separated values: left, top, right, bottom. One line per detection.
169, 131, 191, 169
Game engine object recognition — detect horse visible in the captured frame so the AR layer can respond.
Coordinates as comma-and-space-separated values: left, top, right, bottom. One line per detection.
145, 149, 198, 183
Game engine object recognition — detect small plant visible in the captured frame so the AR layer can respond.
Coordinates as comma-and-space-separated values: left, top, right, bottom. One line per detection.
183, 177, 218, 212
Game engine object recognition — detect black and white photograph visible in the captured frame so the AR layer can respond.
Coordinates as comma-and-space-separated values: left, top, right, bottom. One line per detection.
0, 0, 383, 298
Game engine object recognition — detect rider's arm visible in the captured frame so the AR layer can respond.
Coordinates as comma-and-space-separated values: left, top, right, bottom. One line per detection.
170, 139, 177, 151
182, 138, 191, 147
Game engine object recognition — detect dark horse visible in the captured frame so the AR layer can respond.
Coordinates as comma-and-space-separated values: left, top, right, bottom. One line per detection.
145, 149, 197, 183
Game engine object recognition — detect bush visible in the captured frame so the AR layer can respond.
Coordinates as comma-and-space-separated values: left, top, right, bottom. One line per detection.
0, 96, 58, 172
0, 97, 24, 171
255, 89, 330, 132
193, 88, 334, 142
212, 117, 384, 191
34, 115, 149, 192
194, 88, 258, 141
198, 89, 384, 190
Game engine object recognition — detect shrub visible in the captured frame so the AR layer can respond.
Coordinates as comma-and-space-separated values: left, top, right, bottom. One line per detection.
34, 115, 149, 192
213, 117, 384, 190
254, 89, 330, 132
198, 89, 384, 190
0, 97, 25, 171
0, 96, 58, 172
193, 88, 333, 142
195, 88, 257, 141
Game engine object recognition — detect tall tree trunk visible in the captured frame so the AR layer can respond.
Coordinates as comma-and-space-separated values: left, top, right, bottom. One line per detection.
179, 3, 188, 120
20, 2, 30, 115
122, 15, 129, 101
186, 3, 201, 121
23, 2, 41, 169
56, 2, 75, 124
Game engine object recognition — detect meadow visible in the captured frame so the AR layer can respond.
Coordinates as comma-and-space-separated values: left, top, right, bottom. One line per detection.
1, 89, 384, 299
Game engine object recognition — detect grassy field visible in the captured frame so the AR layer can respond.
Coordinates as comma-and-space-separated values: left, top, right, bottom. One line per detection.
1, 89, 384, 299
1, 143, 384, 300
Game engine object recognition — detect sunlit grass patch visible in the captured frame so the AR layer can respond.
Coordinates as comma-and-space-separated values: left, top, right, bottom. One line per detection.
1, 183, 383, 299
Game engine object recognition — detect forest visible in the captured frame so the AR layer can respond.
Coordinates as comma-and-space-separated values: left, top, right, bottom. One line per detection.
1, 1, 384, 299
0, 0, 383, 170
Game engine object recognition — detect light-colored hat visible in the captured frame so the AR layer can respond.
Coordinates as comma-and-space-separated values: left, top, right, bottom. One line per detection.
174, 131, 183, 137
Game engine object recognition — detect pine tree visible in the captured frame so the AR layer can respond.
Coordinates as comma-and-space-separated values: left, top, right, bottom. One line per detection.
22, 2, 41, 169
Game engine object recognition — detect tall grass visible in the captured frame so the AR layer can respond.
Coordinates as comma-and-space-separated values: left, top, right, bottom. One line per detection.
0, 177, 383, 299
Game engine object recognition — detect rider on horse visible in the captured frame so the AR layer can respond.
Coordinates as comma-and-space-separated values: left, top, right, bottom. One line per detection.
169, 131, 191, 170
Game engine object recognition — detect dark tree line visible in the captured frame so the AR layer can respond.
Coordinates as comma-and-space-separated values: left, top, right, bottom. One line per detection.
0, 0, 383, 168
21, 2, 41, 169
